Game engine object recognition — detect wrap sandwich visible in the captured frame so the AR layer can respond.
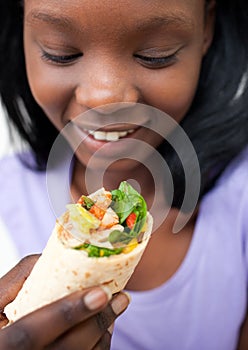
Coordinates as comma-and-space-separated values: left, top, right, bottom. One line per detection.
5, 181, 153, 323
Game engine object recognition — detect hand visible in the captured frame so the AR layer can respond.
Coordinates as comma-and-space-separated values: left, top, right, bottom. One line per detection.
0, 255, 40, 328
0, 256, 130, 349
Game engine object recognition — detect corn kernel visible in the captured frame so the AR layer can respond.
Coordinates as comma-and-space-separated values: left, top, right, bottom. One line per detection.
122, 238, 138, 254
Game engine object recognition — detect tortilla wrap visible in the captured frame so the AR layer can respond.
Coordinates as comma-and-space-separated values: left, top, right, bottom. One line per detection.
4, 183, 153, 323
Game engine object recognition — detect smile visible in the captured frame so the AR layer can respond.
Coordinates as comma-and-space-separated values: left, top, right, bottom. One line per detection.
85, 129, 135, 141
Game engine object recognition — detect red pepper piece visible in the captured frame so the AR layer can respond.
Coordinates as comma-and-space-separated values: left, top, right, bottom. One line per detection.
126, 212, 137, 229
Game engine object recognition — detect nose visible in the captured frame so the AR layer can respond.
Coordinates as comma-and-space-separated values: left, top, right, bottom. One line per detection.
75, 61, 140, 113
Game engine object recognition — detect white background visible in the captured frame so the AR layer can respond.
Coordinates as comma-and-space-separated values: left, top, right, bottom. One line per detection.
0, 103, 11, 158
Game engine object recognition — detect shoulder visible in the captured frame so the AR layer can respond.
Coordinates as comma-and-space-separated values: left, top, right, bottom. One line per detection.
206, 146, 248, 202
0, 150, 49, 201
200, 146, 248, 234
0, 152, 56, 258
0, 152, 36, 173
0, 151, 45, 182
0, 151, 47, 211
217, 147, 248, 191
0, 152, 48, 224
0, 152, 46, 200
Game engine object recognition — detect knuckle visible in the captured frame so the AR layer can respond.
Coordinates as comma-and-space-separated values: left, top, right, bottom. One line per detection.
94, 332, 112, 350
58, 299, 79, 326
46, 340, 67, 350
19, 255, 35, 267
2, 324, 34, 350
95, 307, 115, 332
101, 332, 112, 350
20, 254, 40, 265
18, 255, 39, 276
96, 313, 109, 332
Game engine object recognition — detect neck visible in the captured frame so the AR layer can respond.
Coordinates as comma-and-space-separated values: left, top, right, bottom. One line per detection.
70, 157, 156, 207
70, 157, 198, 292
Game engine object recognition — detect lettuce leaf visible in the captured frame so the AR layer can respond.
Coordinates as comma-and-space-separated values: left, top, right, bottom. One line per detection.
110, 181, 147, 243
66, 204, 100, 235
74, 243, 123, 257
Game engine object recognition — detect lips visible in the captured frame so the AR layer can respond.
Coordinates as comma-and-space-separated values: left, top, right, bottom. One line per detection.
86, 129, 135, 141
68, 105, 151, 141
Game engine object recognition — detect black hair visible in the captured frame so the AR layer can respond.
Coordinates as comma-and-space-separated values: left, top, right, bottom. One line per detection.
0, 0, 248, 208
168, 0, 248, 208
0, 1, 58, 168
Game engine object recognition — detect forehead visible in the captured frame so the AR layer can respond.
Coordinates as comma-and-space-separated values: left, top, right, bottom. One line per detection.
24, 0, 204, 32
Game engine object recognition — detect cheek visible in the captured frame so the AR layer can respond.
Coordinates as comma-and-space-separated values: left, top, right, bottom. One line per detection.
25, 48, 75, 127
141, 57, 202, 122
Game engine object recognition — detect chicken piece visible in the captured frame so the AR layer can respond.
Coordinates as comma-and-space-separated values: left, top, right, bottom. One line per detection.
100, 207, 119, 229
88, 188, 112, 210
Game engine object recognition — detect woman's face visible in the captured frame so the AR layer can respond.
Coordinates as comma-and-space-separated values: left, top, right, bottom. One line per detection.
24, 0, 214, 168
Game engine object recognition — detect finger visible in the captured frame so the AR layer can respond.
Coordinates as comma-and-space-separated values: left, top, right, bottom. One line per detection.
92, 324, 114, 350
92, 331, 112, 350
0, 310, 8, 329
0, 287, 111, 350
47, 292, 129, 350
0, 255, 40, 309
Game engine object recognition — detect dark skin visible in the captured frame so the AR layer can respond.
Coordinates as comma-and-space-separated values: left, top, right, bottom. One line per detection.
0, 255, 129, 349
237, 317, 248, 350
24, 0, 214, 174
1, 0, 248, 348
24, 0, 215, 290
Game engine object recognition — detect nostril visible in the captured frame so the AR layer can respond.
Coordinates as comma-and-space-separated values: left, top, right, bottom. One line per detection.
75, 82, 140, 111
93, 102, 137, 115
123, 85, 140, 105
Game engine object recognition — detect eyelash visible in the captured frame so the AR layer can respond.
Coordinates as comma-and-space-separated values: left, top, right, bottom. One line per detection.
134, 51, 179, 68
41, 51, 82, 64
41, 50, 179, 68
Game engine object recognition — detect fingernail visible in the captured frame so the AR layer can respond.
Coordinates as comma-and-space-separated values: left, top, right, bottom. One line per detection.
84, 286, 112, 311
111, 292, 131, 315
101, 285, 113, 301
108, 323, 114, 335
123, 291, 131, 303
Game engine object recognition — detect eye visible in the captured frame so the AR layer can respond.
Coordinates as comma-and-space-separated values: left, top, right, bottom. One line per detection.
41, 51, 83, 65
134, 50, 179, 69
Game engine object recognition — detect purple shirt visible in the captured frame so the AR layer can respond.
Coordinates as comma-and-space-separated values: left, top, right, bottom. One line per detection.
0, 148, 248, 350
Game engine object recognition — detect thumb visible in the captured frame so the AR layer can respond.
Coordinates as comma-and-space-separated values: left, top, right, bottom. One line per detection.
0, 254, 40, 310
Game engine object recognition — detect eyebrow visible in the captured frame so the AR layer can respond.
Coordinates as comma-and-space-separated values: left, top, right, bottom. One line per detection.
26, 10, 193, 32
135, 14, 194, 31
26, 11, 72, 29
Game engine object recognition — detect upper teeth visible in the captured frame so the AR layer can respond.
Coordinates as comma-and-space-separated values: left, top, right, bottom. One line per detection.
86, 129, 134, 141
